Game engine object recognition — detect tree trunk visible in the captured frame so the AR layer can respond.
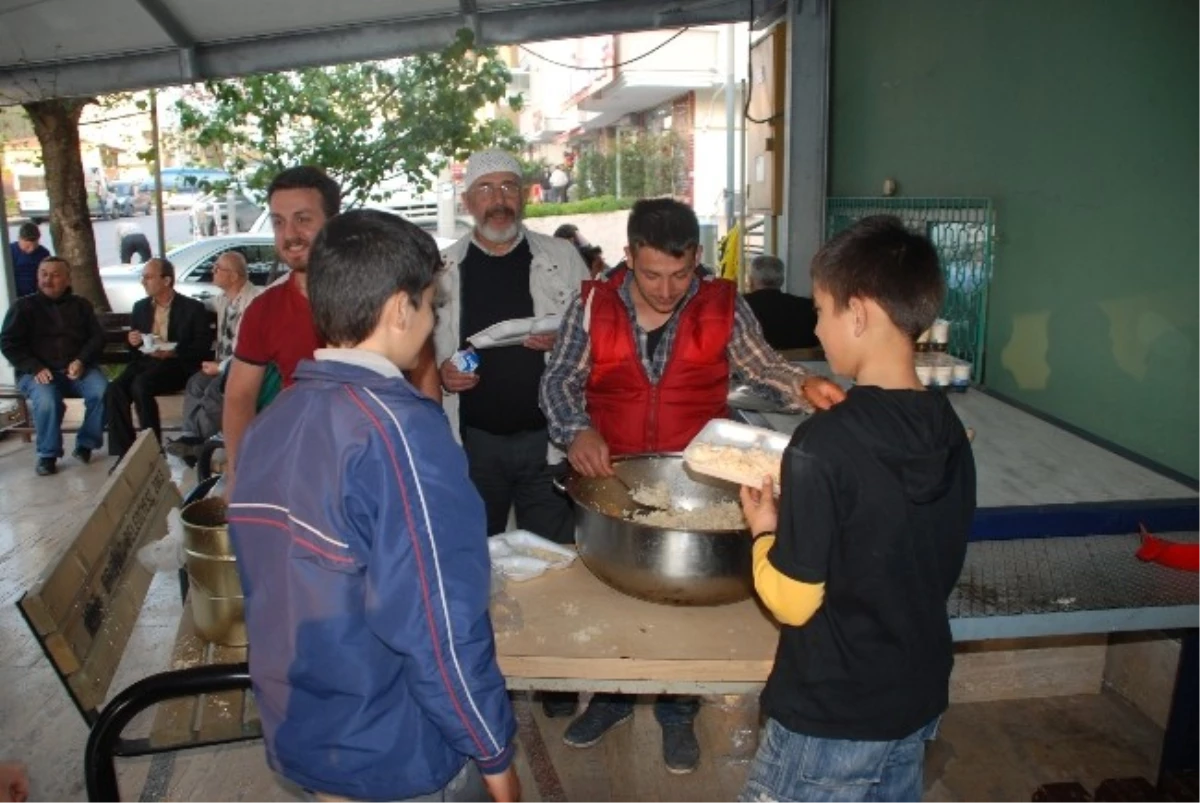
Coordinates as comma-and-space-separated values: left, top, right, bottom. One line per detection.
22, 98, 111, 311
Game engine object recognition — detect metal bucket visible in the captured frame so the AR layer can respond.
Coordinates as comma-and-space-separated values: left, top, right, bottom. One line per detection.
180, 496, 247, 646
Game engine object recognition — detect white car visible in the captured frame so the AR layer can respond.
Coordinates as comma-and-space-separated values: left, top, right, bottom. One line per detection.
100, 227, 457, 314
100, 235, 280, 314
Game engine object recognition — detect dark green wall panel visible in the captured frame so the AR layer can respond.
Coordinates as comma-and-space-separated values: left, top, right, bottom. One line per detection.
829, 0, 1198, 478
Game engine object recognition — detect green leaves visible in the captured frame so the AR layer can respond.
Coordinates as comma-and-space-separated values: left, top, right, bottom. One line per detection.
175, 29, 524, 207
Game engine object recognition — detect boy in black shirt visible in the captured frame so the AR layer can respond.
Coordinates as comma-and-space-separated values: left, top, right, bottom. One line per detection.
738, 215, 976, 802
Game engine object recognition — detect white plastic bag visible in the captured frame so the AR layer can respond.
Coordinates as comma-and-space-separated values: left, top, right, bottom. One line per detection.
488, 530, 575, 582
137, 507, 186, 573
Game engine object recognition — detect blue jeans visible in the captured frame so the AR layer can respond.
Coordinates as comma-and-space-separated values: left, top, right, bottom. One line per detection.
589, 693, 700, 727
17, 369, 108, 459
740, 717, 941, 802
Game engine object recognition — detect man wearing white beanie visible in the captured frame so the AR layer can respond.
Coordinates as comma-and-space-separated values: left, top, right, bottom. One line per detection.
434, 149, 589, 552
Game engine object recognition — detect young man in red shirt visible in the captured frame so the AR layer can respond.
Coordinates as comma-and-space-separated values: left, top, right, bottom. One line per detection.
222, 166, 339, 495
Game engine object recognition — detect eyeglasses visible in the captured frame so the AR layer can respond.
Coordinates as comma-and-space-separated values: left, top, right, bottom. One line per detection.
473, 181, 521, 199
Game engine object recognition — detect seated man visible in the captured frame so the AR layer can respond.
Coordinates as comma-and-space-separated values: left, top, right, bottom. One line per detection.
167, 251, 261, 462
743, 254, 819, 351
0, 257, 108, 476
106, 258, 212, 459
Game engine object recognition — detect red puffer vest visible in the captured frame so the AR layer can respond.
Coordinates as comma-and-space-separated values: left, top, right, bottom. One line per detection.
584, 268, 735, 455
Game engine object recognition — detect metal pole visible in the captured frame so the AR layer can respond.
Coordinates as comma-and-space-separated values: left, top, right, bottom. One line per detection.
0, 143, 15, 388
724, 23, 736, 233
149, 89, 167, 256
781, 0, 830, 297
737, 79, 749, 292
614, 128, 623, 200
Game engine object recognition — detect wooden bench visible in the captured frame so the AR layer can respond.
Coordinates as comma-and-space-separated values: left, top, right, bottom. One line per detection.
1, 310, 216, 442
15, 432, 259, 800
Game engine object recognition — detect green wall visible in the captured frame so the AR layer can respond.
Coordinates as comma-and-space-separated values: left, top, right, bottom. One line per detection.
829, 0, 1199, 479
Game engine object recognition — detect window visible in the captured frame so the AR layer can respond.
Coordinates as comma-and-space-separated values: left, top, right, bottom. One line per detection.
244, 246, 281, 286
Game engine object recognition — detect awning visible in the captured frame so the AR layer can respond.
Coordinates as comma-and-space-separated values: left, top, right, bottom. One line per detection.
0, 0, 754, 104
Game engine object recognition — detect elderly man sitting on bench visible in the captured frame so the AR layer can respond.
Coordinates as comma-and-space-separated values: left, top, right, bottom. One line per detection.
0, 257, 108, 476
166, 251, 260, 464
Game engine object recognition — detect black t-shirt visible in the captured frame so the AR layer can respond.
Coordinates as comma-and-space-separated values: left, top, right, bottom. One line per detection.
458, 239, 548, 435
762, 385, 976, 740
743, 289, 819, 351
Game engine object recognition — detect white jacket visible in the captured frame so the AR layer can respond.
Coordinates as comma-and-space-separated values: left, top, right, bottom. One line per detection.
435, 227, 590, 450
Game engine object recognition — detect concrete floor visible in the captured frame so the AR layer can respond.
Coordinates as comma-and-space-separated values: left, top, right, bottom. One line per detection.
0, 420, 1168, 802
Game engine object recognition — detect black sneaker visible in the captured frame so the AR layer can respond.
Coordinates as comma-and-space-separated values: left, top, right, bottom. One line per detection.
541, 693, 578, 718
661, 722, 700, 774
35, 457, 57, 476
165, 437, 204, 458
72, 446, 92, 464
562, 700, 634, 748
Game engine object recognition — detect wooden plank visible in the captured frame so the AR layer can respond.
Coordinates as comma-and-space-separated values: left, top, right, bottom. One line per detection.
242, 688, 261, 734
492, 562, 779, 676
499, 656, 773, 684
65, 553, 159, 713
149, 599, 206, 749
19, 430, 181, 716
194, 643, 250, 744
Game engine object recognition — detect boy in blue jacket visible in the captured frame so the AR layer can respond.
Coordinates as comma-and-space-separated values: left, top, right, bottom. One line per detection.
738, 215, 976, 802
229, 209, 519, 802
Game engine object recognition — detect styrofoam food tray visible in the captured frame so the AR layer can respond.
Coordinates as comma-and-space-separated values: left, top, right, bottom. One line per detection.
467, 315, 561, 349
682, 419, 789, 492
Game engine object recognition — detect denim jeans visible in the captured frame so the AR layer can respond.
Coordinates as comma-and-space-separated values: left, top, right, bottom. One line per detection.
286, 759, 486, 801
740, 716, 941, 802
17, 368, 108, 459
589, 693, 700, 727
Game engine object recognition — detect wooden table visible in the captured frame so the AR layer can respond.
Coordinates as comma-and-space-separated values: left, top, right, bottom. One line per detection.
492, 559, 778, 695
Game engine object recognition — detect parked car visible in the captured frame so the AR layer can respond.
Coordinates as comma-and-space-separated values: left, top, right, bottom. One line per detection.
109, 181, 153, 217
248, 202, 452, 236
99, 235, 281, 313
200, 192, 264, 234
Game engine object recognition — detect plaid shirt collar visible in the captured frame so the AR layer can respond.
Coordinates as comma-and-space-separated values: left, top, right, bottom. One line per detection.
614, 269, 702, 383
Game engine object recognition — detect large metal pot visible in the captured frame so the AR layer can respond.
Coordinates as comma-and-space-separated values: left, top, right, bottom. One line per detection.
556, 453, 752, 606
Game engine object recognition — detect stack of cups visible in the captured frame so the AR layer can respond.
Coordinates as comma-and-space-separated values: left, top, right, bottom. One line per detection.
930, 319, 950, 352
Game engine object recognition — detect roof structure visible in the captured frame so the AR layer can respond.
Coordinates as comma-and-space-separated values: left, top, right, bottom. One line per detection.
0, 0, 758, 104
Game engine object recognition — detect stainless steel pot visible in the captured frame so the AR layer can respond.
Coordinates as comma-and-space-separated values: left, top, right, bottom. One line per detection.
555, 453, 752, 606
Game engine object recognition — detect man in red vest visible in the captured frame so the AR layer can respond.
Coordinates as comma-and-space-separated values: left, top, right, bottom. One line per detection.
539, 198, 844, 774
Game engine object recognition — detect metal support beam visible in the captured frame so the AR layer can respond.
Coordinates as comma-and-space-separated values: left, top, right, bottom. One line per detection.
134, 0, 195, 47
0, 145, 15, 390
0, 0, 754, 103
780, 0, 829, 298
135, 0, 197, 81
459, 0, 482, 45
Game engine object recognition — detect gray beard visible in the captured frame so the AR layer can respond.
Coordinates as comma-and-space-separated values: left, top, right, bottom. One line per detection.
479, 219, 520, 243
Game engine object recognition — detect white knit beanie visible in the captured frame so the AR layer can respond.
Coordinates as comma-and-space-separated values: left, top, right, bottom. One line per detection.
464, 149, 521, 190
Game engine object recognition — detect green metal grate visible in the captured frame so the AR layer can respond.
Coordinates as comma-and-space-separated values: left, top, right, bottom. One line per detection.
826, 198, 996, 380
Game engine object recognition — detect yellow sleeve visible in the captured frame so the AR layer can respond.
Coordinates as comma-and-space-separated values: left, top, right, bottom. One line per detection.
752, 536, 825, 627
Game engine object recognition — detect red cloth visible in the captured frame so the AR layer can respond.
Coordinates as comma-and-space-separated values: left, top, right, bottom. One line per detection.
1135, 524, 1199, 572
584, 268, 735, 455
233, 275, 323, 386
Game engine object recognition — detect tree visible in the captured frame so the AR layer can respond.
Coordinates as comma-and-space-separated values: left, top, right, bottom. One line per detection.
177, 29, 526, 206
21, 98, 109, 308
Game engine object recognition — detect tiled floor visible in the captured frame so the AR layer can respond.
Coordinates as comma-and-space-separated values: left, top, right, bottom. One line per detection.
0, 427, 1169, 801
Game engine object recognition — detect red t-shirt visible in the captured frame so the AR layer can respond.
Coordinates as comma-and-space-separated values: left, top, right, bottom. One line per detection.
233, 275, 322, 386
